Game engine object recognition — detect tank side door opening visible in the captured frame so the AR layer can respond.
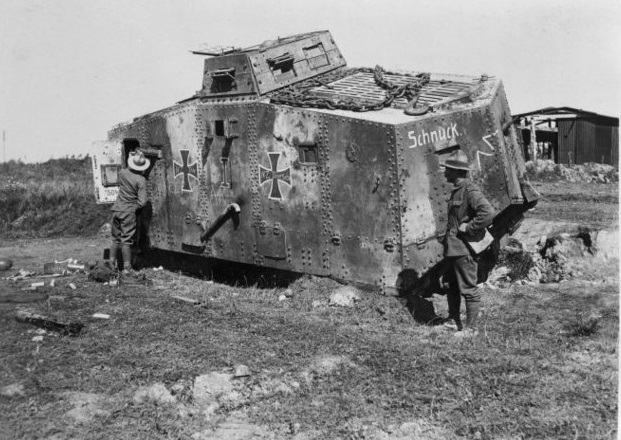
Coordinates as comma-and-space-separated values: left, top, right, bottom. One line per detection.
91, 139, 124, 204
91, 138, 162, 203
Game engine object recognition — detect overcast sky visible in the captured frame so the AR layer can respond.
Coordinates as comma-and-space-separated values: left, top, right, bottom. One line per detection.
0, 0, 619, 162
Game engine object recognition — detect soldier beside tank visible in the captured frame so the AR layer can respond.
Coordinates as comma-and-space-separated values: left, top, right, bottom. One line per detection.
441, 150, 494, 337
109, 151, 151, 273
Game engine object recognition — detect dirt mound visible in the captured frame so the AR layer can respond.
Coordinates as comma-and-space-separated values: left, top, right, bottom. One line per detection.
489, 225, 618, 285
526, 160, 618, 183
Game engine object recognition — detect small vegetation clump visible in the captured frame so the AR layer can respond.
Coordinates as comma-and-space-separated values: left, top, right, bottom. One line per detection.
565, 312, 602, 337
0, 157, 109, 238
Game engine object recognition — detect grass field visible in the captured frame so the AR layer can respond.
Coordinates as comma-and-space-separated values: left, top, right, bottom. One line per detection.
0, 158, 109, 238
0, 161, 618, 439
0, 250, 617, 439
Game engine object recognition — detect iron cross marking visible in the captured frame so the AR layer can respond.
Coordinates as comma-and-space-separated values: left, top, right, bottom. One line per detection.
173, 149, 199, 192
259, 152, 291, 200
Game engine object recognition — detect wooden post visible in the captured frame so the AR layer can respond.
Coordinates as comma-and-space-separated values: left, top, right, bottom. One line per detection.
530, 118, 537, 162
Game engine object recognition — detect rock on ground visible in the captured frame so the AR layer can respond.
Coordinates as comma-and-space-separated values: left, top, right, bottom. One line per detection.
63, 392, 111, 424
193, 372, 236, 409
329, 286, 361, 307
133, 383, 176, 405
0, 382, 25, 397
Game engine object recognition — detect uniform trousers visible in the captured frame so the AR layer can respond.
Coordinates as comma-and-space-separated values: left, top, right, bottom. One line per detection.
110, 210, 137, 270
444, 253, 481, 329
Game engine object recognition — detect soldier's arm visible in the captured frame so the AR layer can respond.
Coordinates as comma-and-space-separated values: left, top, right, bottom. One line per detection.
136, 178, 148, 209
465, 188, 494, 233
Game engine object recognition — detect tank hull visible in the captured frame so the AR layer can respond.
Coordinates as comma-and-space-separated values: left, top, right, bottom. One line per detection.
91, 31, 536, 294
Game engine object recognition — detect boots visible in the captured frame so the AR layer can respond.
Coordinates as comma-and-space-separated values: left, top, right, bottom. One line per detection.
453, 301, 480, 338
121, 244, 133, 273
110, 242, 120, 270
465, 301, 480, 329
446, 292, 463, 331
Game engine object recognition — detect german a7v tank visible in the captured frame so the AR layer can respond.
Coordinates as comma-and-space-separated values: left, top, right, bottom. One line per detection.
92, 30, 537, 295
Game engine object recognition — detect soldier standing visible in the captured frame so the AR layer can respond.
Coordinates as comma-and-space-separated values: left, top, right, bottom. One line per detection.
110, 150, 150, 273
442, 150, 494, 336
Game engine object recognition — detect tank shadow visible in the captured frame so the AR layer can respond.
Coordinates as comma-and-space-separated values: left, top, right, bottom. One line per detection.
137, 249, 304, 289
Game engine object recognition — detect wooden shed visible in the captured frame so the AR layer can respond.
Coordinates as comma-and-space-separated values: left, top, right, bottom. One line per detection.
513, 107, 618, 166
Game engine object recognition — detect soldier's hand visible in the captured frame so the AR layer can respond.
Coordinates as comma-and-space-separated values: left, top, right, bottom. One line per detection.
458, 222, 468, 233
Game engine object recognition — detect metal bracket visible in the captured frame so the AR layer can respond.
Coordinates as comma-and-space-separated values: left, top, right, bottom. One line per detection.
331, 231, 342, 246
384, 238, 395, 252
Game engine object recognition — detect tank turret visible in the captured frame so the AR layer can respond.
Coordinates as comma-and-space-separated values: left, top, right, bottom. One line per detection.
193, 31, 345, 98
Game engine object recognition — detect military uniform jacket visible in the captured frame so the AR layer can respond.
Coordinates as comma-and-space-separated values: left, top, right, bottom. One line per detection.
444, 179, 494, 257
111, 168, 147, 212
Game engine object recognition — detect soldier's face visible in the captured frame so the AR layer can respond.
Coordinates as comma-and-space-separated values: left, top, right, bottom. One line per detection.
444, 167, 458, 183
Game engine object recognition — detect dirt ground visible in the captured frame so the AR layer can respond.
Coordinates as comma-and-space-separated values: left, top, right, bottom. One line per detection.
0, 181, 618, 440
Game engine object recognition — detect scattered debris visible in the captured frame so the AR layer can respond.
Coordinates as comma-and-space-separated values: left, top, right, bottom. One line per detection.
3, 269, 36, 281
233, 365, 251, 378
44, 259, 86, 275
526, 160, 618, 183
92, 313, 110, 319
171, 295, 201, 305
3, 257, 87, 282
44, 262, 69, 274
488, 224, 618, 285
15, 309, 84, 336
69, 283, 77, 290
278, 294, 288, 302
88, 262, 117, 283
0, 257, 14, 271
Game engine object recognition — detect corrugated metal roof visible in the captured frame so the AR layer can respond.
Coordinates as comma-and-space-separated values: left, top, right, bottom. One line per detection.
513, 106, 618, 124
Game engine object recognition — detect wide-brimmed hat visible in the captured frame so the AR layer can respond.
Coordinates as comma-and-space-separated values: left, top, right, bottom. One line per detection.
444, 150, 470, 171
128, 151, 151, 172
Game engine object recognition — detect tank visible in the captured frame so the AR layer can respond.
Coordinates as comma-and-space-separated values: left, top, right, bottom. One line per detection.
91, 30, 538, 295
